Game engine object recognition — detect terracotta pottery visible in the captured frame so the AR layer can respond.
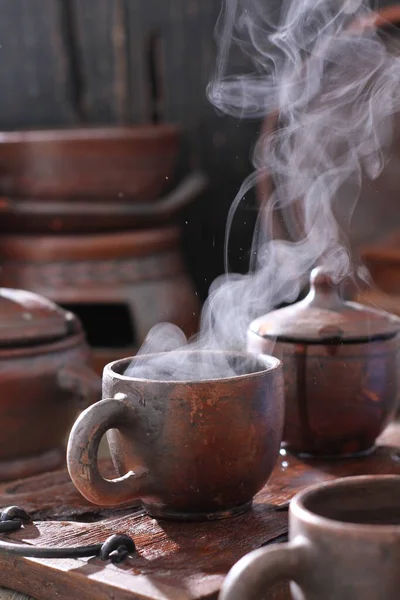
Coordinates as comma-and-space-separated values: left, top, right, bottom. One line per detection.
0, 124, 179, 200
0, 171, 208, 234
67, 352, 284, 521
0, 226, 200, 375
247, 267, 400, 458
0, 288, 100, 481
220, 475, 400, 600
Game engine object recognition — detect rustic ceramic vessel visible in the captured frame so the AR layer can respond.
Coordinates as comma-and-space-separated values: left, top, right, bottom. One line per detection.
0, 288, 100, 480
0, 124, 179, 200
247, 267, 400, 458
0, 226, 201, 374
220, 474, 400, 600
67, 351, 284, 521
0, 171, 207, 234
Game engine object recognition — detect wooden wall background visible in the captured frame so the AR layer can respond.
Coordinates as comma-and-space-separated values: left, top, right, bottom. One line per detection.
0, 0, 396, 302
0, 0, 261, 301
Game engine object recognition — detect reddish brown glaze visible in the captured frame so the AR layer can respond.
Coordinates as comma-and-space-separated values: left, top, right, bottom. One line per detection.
67, 352, 284, 520
248, 268, 400, 457
0, 125, 179, 200
0, 289, 100, 480
0, 171, 207, 234
0, 333, 100, 480
0, 227, 201, 374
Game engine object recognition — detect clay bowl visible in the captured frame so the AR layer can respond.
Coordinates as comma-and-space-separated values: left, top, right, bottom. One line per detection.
0, 171, 208, 234
0, 124, 180, 200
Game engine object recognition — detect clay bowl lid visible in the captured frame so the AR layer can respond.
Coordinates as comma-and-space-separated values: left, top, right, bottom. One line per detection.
0, 288, 79, 347
249, 267, 400, 343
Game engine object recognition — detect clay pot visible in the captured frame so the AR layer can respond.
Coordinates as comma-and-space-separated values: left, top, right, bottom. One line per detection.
0, 226, 201, 375
0, 171, 207, 234
0, 288, 100, 480
0, 124, 179, 200
247, 267, 400, 458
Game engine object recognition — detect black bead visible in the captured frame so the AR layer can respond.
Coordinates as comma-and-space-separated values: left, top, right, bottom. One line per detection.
0, 506, 31, 523
99, 534, 136, 561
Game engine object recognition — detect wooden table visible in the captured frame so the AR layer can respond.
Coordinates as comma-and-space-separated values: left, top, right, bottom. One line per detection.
0, 423, 399, 600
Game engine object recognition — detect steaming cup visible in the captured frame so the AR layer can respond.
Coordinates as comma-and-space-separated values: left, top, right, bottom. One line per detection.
66, 351, 284, 521
220, 474, 400, 600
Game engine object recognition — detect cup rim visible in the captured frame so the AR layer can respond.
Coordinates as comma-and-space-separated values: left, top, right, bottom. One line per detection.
291, 474, 400, 533
103, 350, 282, 384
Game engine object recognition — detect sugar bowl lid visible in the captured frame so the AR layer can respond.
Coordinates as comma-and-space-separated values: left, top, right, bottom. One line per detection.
0, 287, 78, 347
249, 266, 400, 343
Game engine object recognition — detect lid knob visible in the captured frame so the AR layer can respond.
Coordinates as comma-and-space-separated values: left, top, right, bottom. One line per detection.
249, 265, 400, 343
308, 266, 343, 309
310, 266, 335, 290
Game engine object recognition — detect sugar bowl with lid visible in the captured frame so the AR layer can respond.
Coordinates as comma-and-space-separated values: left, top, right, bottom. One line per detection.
247, 267, 400, 458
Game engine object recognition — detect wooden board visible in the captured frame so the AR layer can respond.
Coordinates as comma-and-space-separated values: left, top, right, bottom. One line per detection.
0, 425, 399, 600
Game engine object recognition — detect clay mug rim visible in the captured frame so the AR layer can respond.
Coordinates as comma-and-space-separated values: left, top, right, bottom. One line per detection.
105, 350, 282, 384
291, 474, 400, 535
220, 474, 400, 600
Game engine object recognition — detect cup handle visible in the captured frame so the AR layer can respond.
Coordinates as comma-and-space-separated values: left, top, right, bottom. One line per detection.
219, 539, 310, 600
66, 398, 150, 506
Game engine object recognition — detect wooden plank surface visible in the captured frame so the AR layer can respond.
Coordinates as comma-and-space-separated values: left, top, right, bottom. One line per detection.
0, 426, 399, 599
0, 592, 31, 600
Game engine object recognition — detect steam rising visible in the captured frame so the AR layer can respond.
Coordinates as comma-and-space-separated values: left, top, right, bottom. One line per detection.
127, 0, 400, 381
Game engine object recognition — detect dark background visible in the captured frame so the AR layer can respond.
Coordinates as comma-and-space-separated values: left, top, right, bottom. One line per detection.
0, 0, 263, 302
0, 0, 396, 303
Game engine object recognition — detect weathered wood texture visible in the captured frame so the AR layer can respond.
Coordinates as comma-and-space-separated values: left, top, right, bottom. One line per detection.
0, 592, 31, 600
0, 0, 75, 127
69, 0, 259, 293
0, 0, 258, 299
71, 0, 127, 123
0, 426, 399, 599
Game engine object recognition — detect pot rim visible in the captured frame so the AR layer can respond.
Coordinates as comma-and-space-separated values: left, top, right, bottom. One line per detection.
104, 351, 282, 384
247, 327, 398, 345
0, 330, 87, 359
